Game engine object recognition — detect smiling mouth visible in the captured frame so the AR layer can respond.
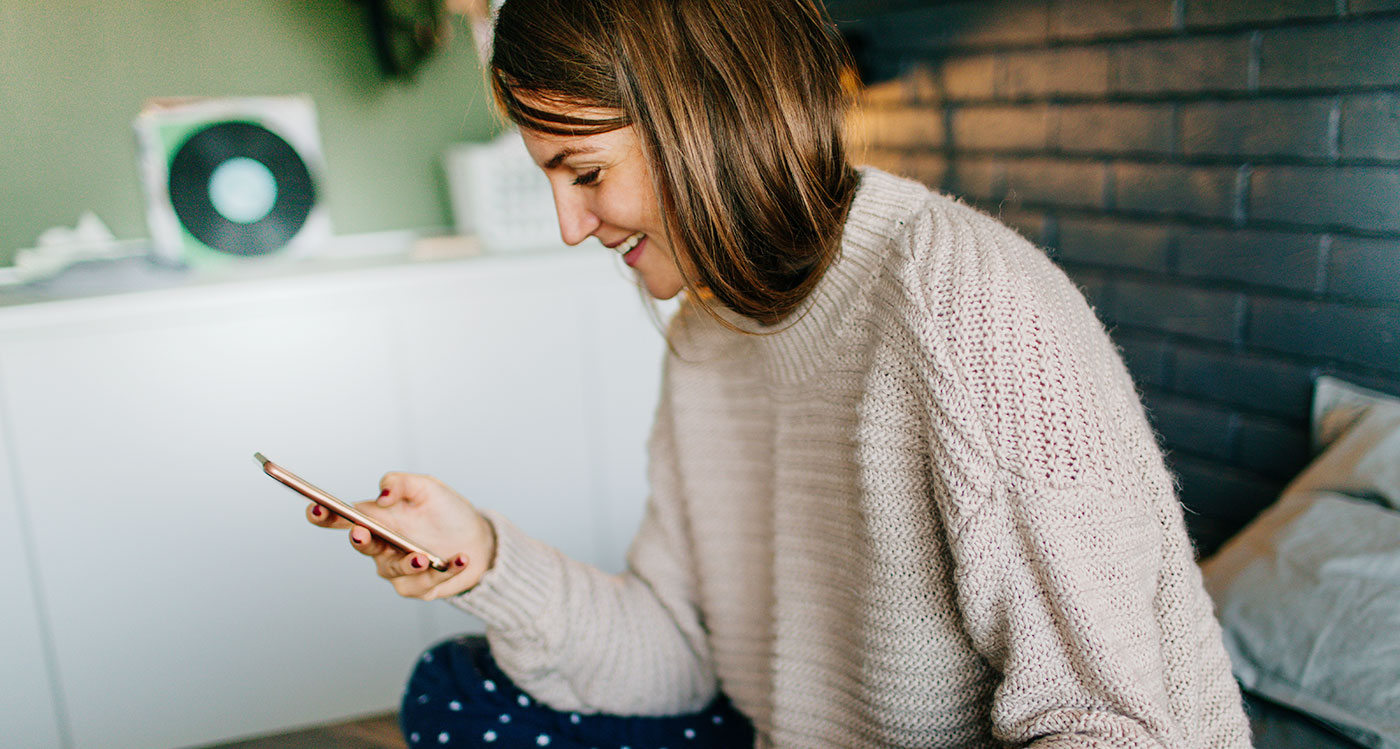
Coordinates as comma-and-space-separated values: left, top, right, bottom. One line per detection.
613, 231, 645, 256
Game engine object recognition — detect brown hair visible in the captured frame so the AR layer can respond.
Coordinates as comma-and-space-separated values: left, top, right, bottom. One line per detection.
490, 0, 860, 326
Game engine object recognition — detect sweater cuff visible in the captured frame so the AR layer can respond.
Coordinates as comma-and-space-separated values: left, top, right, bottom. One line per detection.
446, 509, 557, 633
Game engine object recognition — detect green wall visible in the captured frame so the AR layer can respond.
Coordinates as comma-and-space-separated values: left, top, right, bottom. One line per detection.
0, 0, 501, 264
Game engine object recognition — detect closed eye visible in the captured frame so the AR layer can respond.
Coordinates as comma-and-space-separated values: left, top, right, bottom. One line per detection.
572, 169, 601, 187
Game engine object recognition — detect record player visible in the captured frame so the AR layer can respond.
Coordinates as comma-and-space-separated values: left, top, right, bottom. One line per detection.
134, 96, 332, 266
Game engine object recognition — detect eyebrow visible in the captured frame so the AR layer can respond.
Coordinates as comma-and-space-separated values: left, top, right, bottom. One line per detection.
544, 146, 602, 169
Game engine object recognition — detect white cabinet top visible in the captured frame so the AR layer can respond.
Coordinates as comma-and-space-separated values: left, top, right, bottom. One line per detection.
0, 237, 611, 328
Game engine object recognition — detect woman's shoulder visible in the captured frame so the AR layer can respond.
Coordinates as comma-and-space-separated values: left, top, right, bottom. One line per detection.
849, 167, 1043, 274
848, 169, 1065, 319
860, 173, 1152, 489
855, 169, 1121, 395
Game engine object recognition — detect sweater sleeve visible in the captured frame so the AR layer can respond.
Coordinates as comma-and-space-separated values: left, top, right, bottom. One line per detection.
911, 205, 1249, 747
448, 390, 718, 716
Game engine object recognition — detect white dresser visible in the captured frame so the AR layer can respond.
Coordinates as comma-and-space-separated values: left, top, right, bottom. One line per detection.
0, 245, 666, 748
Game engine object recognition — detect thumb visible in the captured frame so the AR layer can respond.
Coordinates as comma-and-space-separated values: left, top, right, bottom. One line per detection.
377, 472, 443, 507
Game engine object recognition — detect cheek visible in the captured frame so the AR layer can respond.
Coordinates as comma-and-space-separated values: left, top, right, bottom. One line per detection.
601, 196, 648, 230
597, 176, 659, 229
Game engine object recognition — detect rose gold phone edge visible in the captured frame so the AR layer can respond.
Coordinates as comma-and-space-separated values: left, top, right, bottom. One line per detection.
254, 452, 449, 571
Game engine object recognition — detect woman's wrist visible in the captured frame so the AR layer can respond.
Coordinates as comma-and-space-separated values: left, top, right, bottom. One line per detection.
483, 513, 499, 572
453, 512, 499, 598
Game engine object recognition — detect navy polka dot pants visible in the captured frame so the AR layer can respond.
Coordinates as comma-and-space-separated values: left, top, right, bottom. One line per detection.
401, 636, 755, 748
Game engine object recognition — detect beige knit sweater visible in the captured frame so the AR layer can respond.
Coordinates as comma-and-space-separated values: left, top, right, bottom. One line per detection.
453, 168, 1251, 747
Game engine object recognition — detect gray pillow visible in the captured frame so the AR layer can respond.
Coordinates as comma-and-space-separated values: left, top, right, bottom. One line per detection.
1202, 378, 1400, 749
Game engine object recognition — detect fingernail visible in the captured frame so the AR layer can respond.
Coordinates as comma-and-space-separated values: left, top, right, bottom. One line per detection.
352, 533, 363, 544
311, 506, 323, 517
380, 489, 390, 497
454, 556, 467, 568
411, 557, 423, 569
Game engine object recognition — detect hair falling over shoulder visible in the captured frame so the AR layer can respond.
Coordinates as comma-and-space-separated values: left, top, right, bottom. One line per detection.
491, 0, 861, 327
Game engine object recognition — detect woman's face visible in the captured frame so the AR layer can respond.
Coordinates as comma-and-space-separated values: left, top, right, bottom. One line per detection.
518, 119, 687, 300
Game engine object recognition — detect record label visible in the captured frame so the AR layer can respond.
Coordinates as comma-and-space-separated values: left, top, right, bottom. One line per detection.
167, 121, 316, 257
209, 157, 278, 224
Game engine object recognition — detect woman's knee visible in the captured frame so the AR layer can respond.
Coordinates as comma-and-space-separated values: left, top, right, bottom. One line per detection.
400, 635, 563, 747
400, 636, 497, 724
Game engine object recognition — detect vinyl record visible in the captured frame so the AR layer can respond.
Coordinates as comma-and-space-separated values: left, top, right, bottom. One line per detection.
167, 121, 317, 257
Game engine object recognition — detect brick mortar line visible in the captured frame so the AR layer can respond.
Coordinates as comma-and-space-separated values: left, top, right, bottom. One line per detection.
1247, 31, 1262, 94
1315, 235, 1334, 296
1168, 102, 1181, 161
1103, 324, 1400, 381
961, 199, 1400, 241
1144, 387, 1315, 425
1232, 294, 1251, 351
1328, 98, 1344, 160
1101, 161, 1115, 212
877, 86, 1400, 108
1115, 330, 1359, 399
1057, 260, 1400, 310
849, 7, 1400, 56
953, 198, 1400, 238
1041, 206, 1379, 236
1123, 330, 1331, 374
1151, 442, 1295, 484
1148, 420, 1299, 459
1067, 270, 1328, 306
1233, 164, 1252, 227
904, 149, 1400, 168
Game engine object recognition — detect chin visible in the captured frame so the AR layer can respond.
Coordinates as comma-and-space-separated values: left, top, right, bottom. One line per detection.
647, 284, 683, 301
640, 272, 685, 300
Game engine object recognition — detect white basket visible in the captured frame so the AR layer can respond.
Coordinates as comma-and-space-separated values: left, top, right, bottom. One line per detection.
445, 133, 560, 253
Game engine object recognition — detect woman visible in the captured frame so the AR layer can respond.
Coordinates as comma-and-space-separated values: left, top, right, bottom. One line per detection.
311, 0, 1252, 746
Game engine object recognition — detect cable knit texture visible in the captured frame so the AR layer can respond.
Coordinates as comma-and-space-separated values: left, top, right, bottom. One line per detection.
452, 168, 1251, 748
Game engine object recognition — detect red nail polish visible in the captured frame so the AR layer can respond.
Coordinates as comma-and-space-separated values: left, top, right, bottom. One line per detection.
454, 556, 467, 568
411, 557, 423, 569
380, 489, 390, 497
311, 506, 323, 517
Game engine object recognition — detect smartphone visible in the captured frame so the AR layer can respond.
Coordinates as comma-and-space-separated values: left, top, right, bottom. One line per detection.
255, 452, 449, 571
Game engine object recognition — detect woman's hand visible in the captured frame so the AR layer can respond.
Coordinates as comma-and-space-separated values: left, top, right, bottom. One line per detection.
306, 472, 497, 601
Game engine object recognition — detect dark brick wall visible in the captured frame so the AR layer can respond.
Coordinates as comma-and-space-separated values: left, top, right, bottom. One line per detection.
831, 0, 1400, 555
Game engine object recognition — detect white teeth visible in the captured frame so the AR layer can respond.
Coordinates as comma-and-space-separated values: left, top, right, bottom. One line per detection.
615, 232, 645, 254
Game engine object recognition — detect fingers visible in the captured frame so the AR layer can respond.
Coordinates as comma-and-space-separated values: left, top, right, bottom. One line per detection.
306, 503, 351, 529
340, 520, 479, 600
380, 551, 473, 600
381, 549, 457, 578
346, 523, 461, 578
348, 524, 388, 556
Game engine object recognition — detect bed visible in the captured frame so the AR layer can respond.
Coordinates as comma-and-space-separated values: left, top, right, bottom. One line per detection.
1199, 376, 1400, 748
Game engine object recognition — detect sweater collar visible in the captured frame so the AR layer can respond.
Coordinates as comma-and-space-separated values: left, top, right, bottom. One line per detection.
708, 167, 930, 385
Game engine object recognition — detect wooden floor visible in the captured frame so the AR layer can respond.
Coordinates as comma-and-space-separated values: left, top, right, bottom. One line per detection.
190, 697, 1358, 749
196, 712, 405, 749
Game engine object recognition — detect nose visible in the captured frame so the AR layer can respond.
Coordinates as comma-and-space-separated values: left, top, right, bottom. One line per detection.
550, 184, 600, 246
